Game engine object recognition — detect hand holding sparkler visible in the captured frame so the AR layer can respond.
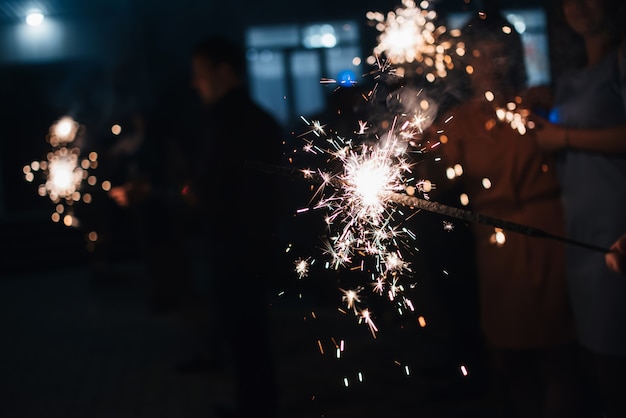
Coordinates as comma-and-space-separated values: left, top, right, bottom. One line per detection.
607, 234, 626, 275
109, 185, 131, 207
109, 180, 152, 208
531, 115, 569, 153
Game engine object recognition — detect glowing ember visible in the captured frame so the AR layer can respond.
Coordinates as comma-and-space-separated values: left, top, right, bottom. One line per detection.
443, 221, 454, 232
294, 258, 311, 279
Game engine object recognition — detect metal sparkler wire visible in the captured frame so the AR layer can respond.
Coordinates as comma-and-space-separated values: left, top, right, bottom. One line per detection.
246, 160, 612, 254
387, 192, 611, 254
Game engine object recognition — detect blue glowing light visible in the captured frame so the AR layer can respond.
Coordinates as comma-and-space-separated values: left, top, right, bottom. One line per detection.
548, 107, 561, 124
337, 69, 357, 87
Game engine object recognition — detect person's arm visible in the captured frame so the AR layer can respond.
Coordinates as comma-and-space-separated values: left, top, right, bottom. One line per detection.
533, 116, 626, 154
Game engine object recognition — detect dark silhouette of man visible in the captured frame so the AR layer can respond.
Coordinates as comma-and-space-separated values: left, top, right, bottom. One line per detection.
189, 36, 281, 418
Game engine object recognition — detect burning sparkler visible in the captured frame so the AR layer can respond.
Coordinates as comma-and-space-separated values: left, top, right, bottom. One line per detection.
24, 117, 104, 228
282, 3, 603, 339
284, 105, 609, 336
367, 0, 463, 81
292, 114, 430, 336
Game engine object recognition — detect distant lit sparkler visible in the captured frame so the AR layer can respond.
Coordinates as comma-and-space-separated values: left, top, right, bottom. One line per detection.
367, 0, 463, 81
24, 116, 105, 228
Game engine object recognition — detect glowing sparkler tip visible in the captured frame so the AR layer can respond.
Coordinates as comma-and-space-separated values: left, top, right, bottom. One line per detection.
368, 0, 460, 81
51, 117, 78, 144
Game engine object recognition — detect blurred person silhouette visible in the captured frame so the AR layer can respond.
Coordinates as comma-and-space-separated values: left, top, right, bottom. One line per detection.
426, 10, 579, 417
525, 0, 626, 415
186, 36, 282, 418
107, 75, 197, 315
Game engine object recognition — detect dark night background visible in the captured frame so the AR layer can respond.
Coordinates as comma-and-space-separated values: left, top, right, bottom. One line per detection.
0, 0, 581, 417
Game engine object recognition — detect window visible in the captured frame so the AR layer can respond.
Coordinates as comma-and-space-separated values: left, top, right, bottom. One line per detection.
246, 21, 362, 127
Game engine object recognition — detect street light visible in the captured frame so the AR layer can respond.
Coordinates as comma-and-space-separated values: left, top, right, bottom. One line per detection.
25, 10, 45, 26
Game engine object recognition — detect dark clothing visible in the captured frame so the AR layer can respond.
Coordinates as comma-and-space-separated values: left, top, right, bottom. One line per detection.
193, 88, 282, 255
494, 344, 581, 418
579, 346, 626, 418
191, 87, 282, 417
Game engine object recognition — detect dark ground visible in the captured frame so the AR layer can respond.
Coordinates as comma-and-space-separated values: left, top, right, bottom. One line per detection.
0, 250, 517, 418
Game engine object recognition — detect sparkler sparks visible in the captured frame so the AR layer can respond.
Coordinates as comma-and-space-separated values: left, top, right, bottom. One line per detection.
288, 2, 524, 338
386, 87, 439, 135
299, 117, 326, 137
357, 120, 369, 135
293, 114, 430, 335
484, 91, 535, 135
312, 133, 416, 283
282, 4, 610, 346
372, 276, 386, 295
